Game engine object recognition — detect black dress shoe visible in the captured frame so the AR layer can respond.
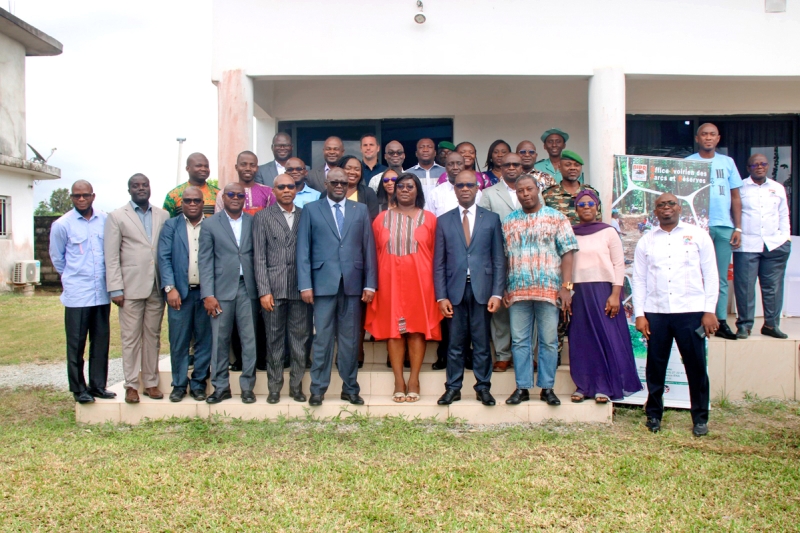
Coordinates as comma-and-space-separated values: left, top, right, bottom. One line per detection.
267, 392, 280, 404
692, 423, 709, 437
74, 390, 95, 404
206, 389, 232, 404
291, 391, 307, 403
540, 388, 561, 405
309, 394, 324, 406
229, 363, 243, 371
505, 389, 529, 405
431, 359, 447, 370
645, 417, 661, 433
169, 388, 186, 403
761, 325, 788, 339
341, 393, 365, 405
88, 388, 117, 399
715, 321, 737, 340
476, 390, 496, 406
735, 327, 750, 339
437, 389, 461, 405
189, 389, 207, 401
241, 390, 256, 404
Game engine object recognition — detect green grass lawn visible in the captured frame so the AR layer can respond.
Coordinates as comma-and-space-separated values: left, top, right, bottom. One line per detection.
0, 292, 170, 365
1, 387, 799, 531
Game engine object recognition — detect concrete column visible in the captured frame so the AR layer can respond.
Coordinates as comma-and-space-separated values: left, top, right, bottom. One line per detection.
588, 67, 626, 221
216, 69, 253, 189
254, 103, 276, 162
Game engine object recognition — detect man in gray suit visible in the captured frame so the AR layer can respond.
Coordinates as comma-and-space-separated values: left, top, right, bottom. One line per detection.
479, 152, 524, 373
254, 132, 294, 187
297, 167, 378, 406
199, 183, 259, 404
253, 174, 312, 404
306, 136, 345, 192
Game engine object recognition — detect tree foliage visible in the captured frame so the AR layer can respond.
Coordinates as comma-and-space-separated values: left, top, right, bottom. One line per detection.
34, 188, 72, 216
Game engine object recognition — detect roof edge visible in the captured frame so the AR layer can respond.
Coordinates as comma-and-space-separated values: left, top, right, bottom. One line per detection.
0, 7, 62, 56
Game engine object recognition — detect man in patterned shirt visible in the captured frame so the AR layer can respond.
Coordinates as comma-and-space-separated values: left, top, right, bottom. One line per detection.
163, 152, 219, 218
517, 140, 556, 193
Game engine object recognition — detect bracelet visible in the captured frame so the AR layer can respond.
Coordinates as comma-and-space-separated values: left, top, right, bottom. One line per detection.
734, 228, 742, 233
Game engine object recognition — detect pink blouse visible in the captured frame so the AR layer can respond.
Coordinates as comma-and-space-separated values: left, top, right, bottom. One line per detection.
572, 227, 625, 286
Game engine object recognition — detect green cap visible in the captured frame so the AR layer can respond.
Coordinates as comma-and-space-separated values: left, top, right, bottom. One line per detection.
561, 150, 583, 165
438, 141, 456, 151
540, 128, 569, 143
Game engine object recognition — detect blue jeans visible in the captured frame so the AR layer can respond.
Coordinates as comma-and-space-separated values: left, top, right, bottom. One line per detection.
509, 300, 559, 389
709, 226, 734, 321
167, 288, 212, 392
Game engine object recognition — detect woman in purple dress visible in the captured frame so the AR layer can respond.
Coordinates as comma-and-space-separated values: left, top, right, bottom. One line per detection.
568, 189, 642, 403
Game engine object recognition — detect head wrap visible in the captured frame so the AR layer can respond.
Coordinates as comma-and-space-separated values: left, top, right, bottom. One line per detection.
540, 128, 569, 144
575, 188, 599, 205
572, 188, 611, 235
438, 141, 456, 151
561, 150, 584, 165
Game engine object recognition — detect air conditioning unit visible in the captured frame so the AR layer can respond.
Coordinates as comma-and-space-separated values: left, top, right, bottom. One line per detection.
12, 260, 40, 284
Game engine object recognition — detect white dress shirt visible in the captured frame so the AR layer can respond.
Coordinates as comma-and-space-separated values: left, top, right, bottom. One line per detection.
736, 177, 790, 253
632, 222, 718, 317
225, 210, 244, 275
429, 181, 483, 218
280, 204, 296, 226
504, 181, 518, 209
275, 160, 286, 176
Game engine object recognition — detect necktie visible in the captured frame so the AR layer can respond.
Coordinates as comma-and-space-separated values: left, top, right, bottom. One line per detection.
334, 203, 344, 237
462, 209, 471, 246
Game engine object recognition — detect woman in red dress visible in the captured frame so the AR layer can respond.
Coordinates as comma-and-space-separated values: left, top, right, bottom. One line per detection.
365, 173, 442, 403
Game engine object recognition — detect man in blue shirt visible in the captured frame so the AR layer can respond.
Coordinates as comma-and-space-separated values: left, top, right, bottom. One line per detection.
686, 123, 743, 339
285, 156, 321, 208
49, 180, 114, 404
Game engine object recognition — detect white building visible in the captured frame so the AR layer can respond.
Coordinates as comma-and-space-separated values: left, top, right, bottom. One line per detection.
211, 0, 799, 230
0, 8, 61, 290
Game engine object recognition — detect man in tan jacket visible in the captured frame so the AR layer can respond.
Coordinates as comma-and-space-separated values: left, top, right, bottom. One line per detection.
105, 174, 169, 404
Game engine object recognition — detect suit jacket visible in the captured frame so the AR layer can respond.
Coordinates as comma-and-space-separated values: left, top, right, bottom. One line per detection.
306, 167, 328, 193
198, 210, 258, 301
254, 160, 280, 187
296, 197, 377, 297
479, 181, 517, 223
433, 205, 506, 306
104, 203, 168, 299
157, 215, 193, 299
253, 203, 303, 300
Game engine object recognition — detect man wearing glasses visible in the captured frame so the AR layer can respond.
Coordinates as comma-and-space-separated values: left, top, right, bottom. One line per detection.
633, 193, 719, 437
428, 152, 483, 218
369, 140, 406, 192
732, 153, 791, 339
49, 181, 115, 404
284, 156, 322, 207
254, 132, 296, 187
199, 183, 260, 404
516, 140, 557, 193
296, 167, 378, 406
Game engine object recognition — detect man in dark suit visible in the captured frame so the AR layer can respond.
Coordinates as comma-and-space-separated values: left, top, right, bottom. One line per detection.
253, 174, 312, 404
199, 183, 260, 404
157, 186, 212, 402
434, 170, 506, 406
306, 136, 345, 192
254, 132, 293, 187
297, 167, 378, 406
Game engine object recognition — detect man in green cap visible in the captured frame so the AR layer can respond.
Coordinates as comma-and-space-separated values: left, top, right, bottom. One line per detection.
534, 128, 584, 184
436, 141, 457, 167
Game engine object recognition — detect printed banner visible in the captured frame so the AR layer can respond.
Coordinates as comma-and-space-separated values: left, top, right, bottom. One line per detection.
611, 155, 712, 408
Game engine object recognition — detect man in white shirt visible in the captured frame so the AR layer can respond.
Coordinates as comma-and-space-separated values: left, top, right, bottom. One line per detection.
405, 138, 445, 201
732, 153, 792, 339
633, 193, 719, 437
428, 152, 483, 218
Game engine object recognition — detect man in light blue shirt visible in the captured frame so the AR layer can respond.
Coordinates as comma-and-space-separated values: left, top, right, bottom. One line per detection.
686, 123, 743, 339
284, 157, 321, 208
405, 138, 445, 201
49, 180, 114, 404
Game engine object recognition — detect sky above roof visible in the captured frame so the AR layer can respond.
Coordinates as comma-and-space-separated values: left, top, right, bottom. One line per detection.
15, 0, 217, 212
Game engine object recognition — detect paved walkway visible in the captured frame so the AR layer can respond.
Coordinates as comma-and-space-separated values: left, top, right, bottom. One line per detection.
0, 356, 167, 390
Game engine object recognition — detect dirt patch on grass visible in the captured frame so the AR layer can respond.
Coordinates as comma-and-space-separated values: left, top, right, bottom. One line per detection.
0, 386, 74, 424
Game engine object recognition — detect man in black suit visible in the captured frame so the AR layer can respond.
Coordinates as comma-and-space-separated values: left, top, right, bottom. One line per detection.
296, 167, 378, 406
199, 183, 260, 404
254, 132, 294, 187
306, 136, 345, 192
434, 170, 506, 406
253, 174, 312, 404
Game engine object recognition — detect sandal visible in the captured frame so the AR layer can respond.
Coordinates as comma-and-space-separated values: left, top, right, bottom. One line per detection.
571, 391, 585, 403
405, 392, 420, 403
393, 391, 406, 403
595, 394, 610, 404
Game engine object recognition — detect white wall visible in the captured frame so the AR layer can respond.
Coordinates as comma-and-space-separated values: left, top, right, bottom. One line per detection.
213, 0, 800, 80
0, 32, 26, 159
0, 172, 35, 290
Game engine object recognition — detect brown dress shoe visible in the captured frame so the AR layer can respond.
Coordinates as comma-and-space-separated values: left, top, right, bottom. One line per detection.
125, 387, 140, 404
493, 361, 511, 372
142, 387, 164, 400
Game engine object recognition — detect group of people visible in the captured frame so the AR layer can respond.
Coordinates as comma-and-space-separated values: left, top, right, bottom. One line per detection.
49, 122, 791, 437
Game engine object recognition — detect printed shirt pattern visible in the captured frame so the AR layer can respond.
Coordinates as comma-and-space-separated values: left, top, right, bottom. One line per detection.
163, 182, 219, 218
384, 209, 425, 257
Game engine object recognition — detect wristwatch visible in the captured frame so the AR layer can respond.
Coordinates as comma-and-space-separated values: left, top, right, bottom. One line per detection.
562, 282, 573, 291
164, 285, 174, 294
734, 228, 742, 233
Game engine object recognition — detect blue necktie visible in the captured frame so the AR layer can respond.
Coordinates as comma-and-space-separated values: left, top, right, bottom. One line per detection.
334, 203, 344, 237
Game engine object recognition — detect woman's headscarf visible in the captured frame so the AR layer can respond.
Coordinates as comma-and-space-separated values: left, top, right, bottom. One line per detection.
572, 189, 612, 236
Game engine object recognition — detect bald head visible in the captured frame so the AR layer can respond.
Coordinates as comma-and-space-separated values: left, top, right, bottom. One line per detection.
323, 136, 345, 166
186, 152, 210, 184
71, 180, 93, 194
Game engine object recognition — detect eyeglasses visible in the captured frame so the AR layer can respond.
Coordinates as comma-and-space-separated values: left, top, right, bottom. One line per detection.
328, 181, 347, 187
383, 177, 398, 183
182, 198, 203, 204
749, 162, 769, 168
272, 144, 291, 149
576, 201, 597, 208
275, 184, 296, 190
454, 183, 477, 189
285, 167, 304, 173
70, 193, 93, 199
386, 151, 405, 157
395, 183, 415, 191
655, 200, 678, 208
502, 162, 522, 168
517, 150, 537, 155
225, 192, 246, 199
